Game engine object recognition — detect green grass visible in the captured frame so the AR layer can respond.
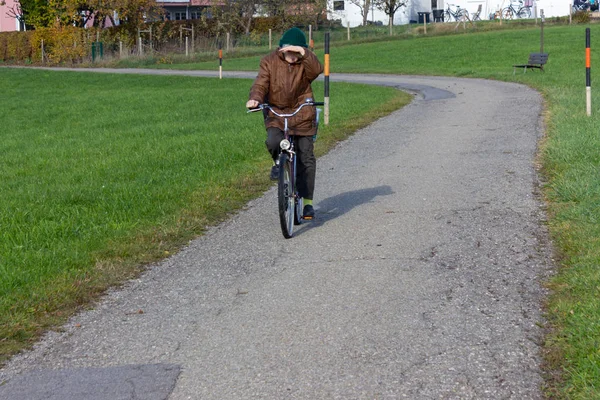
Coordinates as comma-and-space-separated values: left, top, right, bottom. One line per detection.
3, 20, 600, 399
0, 68, 410, 363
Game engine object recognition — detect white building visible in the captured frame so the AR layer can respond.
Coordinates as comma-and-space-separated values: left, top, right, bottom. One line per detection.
329, 0, 574, 27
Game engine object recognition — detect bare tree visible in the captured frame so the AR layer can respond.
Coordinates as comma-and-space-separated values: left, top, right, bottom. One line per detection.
1, 0, 26, 29
347, 0, 371, 25
374, 0, 407, 27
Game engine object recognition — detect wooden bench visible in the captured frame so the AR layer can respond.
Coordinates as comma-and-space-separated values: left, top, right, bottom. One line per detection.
513, 52, 549, 74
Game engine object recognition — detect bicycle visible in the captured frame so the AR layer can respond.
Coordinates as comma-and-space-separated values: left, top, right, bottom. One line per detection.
502, 0, 532, 19
248, 99, 323, 239
572, 0, 593, 11
444, 4, 469, 21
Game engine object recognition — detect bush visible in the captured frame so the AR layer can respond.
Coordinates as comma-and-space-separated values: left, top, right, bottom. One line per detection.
0, 31, 33, 62
572, 10, 591, 23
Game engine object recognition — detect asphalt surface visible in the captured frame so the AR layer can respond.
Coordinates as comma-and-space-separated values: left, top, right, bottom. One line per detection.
0, 70, 553, 399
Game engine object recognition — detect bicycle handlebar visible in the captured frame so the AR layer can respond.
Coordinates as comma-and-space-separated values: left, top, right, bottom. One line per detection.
247, 99, 324, 117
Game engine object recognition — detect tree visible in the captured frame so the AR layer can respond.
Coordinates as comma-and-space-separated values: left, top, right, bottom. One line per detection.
209, 0, 260, 36
291, 0, 327, 30
374, 0, 406, 28
347, 0, 371, 26
8, 0, 163, 29
111, 0, 164, 29
12, 0, 55, 28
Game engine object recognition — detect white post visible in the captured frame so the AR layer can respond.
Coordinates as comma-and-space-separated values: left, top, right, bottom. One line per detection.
226, 32, 230, 52
347, 22, 350, 40
138, 36, 142, 56
569, 4, 572, 24
41, 39, 44, 64
269, 29, 272, 49
185, 36, 189, 57
587, 87, 592, 116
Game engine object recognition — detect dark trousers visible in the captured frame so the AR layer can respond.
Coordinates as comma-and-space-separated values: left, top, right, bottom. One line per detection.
266, 127, 316, 200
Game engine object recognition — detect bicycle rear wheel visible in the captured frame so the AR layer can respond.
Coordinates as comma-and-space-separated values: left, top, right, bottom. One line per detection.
502, 7, 514, 19
278, 153, 295, 239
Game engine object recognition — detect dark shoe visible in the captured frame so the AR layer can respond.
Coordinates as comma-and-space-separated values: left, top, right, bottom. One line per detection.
270, 165, 279, 180
303, 204, 315, 220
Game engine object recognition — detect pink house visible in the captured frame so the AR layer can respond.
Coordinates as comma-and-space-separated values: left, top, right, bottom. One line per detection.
0, 0, 23, 32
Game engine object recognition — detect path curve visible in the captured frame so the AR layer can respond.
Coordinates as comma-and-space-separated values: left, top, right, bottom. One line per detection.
0, 70, 553, 399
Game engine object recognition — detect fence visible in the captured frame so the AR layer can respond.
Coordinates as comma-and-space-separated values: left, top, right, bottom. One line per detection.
0, 24, 408, 65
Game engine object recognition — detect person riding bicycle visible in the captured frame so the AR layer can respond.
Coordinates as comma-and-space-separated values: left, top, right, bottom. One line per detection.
246, 27, 324, 220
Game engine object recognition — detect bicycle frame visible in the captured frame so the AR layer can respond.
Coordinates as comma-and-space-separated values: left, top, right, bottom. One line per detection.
503, 0, 531, 18
248, 99, 323, 238
445, 4, 467, 21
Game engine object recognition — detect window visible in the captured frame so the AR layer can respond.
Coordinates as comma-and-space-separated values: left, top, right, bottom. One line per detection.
333, 0, 345, 10
175, 12, 187, 20
190, 11, 201, 19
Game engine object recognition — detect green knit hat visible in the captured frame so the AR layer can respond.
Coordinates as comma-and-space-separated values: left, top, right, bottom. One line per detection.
279, 27, 308, 48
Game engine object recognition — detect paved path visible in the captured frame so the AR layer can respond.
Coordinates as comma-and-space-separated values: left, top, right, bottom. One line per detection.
0, 70, 553, 399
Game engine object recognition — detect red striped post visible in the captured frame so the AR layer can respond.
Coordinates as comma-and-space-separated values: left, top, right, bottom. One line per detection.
324, 32, 330, 126
586, 28, 591, 116
219, 46, 223, 80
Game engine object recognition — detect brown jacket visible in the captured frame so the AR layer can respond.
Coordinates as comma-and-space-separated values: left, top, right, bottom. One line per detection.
249, 48, 324, 136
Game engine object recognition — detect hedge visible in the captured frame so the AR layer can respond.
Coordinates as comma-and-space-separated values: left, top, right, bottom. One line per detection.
0, 16, 322, 65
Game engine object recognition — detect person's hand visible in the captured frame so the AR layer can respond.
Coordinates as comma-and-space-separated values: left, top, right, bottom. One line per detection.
279, 45, 305, 57
246, 99, 259, 109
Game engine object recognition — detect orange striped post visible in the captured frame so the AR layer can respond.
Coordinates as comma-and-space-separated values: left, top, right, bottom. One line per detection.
219, 46, 223, 80
324, 32, 330, 126
586, 28, 591, 116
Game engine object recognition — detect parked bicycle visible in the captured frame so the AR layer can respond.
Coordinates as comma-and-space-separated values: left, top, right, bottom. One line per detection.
572, 0, 597, 11
248, 99, 323, 239
444, 4, 469, 21
502, 0, 532, 19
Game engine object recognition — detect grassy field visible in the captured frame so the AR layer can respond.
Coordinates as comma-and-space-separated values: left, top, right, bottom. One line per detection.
2, 20, 600, 398
0, 69, 411, 363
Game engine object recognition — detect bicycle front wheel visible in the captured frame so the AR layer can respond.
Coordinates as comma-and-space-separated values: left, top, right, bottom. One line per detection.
278, 153, 295, 239
294, 197, 303, 226
518, 7, 531, 18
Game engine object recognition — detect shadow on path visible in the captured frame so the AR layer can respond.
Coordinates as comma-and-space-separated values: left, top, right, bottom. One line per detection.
295, 185, 394, 236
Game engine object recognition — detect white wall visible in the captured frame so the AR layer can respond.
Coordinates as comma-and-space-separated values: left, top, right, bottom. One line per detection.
329, 1, 392, 27
329, 0, 572, 27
